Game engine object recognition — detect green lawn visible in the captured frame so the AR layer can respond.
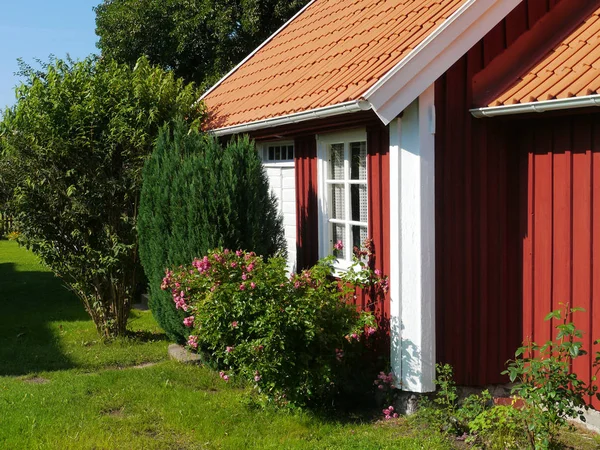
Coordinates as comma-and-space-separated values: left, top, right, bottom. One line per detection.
0, 240, 452, 449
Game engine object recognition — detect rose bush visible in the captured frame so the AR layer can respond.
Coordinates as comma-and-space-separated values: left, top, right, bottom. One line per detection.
162, 248, 380, 407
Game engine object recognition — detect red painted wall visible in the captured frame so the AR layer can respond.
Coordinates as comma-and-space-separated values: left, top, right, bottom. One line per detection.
434, 0, 563, 385
519, 112, 600, 407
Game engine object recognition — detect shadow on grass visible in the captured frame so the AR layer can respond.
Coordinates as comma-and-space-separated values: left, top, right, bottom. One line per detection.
0, 261, 88, 375
125, 329, 169, 344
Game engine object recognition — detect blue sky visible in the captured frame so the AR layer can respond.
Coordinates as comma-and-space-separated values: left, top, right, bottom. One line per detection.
0, 1, 99, 111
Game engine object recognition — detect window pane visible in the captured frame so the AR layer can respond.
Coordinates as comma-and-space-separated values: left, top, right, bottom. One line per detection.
329, 143, 344, 180
288, 146, 294, 160
330, 184, 345, 220
350, 141, 367, 180
332, 223, 346, 259
352, 225, 368, 251
269, 147, 275, 160
274, 146, 281, 160
351, 184, 368, 222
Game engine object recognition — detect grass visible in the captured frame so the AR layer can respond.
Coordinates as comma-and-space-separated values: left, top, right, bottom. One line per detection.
0, 240, 452, 449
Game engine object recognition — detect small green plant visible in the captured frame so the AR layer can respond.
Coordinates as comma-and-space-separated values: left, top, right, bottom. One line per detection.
468, 404, 527, 449
6, 231, 19, 241
503, 305, 600, 449
413, 364, 491, 437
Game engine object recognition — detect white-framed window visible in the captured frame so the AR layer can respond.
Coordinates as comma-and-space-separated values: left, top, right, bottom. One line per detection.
260, 141, 294, 166
317, 129, 368, 270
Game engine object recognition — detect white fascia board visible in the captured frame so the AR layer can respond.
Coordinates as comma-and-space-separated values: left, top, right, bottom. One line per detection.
199, 0, 318, 101
364, 0, 522, 125
471, 95, 600, 118
210, 100, 371, 137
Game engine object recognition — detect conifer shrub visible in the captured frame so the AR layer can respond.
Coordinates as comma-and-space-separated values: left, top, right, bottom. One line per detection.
138, 122, 285, 342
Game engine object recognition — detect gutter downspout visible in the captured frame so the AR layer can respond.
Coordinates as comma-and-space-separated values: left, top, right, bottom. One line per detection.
471, 95, 600, 118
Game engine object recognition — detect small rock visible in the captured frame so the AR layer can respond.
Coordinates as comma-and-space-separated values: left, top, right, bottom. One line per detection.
168, 344, 202, 364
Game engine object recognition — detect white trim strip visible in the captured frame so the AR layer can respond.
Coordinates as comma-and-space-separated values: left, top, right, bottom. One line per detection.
210, 100, 371, 136
470, 95, 600, 118
200, 0, 319, 101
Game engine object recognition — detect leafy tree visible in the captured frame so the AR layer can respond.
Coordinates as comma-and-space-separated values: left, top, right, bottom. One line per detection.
94, 0, 310, 87
0, 56, 203, 338
138, 121, 285, 342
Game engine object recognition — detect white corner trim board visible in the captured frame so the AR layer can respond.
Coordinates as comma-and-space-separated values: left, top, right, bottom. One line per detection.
389, 85, 436, 394
365, 0, 522, 125
470, 95, 600, 118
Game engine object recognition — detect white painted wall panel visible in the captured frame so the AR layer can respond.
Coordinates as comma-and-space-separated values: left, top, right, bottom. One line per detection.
262, 163, 297, 272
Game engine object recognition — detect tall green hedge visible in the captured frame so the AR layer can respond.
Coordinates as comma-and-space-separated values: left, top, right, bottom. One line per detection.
138, 121, 286, 342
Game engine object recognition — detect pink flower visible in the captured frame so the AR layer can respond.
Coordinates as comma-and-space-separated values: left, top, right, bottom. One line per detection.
224, 249, 230, 255
246, 263, 255, 272
351, 333, 359, 341
393, 413, 399, 418
294, 281, 301, 289
226, 346, 234, 353
231, 321, 238, 328
187, 335, 198, 349
254, 371, 261, 382
183, 316, 194, 327
374, 269, 382, 276
250, 282, 256, 289
236, 250, 243, 257
366, 326, 376, 336
334, 240, 344, 251
242, 274, 248, 280
223, 375, 229, 381
335, 348, 344, 361
231, 262, 238, 268
239, 284, 246, 291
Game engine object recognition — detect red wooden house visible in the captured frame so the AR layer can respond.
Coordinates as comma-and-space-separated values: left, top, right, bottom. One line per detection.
201, 0, 600, 399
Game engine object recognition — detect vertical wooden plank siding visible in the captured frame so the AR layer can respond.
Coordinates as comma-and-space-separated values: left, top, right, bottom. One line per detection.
520, 114, 600, 408
367, 123, 391, 320
436, 62, 523, 385
294, 135, 319, 270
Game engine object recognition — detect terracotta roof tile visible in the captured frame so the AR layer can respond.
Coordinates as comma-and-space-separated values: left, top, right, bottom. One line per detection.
488, 6, 600, 107
203, 0, 467, 130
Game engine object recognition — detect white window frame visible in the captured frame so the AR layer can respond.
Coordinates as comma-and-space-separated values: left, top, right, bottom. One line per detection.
316, 128, 368, 271
259, 140, 295, 168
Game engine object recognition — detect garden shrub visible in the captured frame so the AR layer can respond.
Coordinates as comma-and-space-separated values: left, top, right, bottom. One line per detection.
0, 56, 203, 338
138, 122, 285, 342
161, 248, 379, 408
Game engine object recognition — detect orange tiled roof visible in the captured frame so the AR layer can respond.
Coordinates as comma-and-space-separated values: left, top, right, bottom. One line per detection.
489, 6, 600, 107
203, 0, 467, 130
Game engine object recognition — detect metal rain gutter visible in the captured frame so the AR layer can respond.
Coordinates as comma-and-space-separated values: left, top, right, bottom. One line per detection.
470, 95, 600, 118
210, 100, 372, 136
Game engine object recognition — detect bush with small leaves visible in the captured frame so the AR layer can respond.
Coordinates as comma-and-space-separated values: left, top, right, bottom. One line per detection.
162, 248, 378, 408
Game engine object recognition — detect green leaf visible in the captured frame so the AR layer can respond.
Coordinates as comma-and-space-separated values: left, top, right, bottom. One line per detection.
544, 310, 562, 321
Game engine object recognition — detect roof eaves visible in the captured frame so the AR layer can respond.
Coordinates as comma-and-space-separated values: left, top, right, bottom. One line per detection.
199, 0, 320, 102
209, 100, 371, 136
364, 0, 523, 125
